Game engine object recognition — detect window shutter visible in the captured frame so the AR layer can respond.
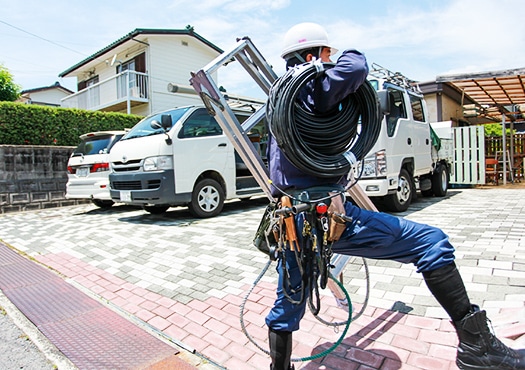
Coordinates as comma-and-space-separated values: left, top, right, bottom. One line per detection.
77, 80, 87, 91
135, 53, 146, 73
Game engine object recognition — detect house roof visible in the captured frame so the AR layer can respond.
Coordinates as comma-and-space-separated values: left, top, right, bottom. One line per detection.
21, 81, 74, 95
436, 67, 525, 122
59, 28, 223, 77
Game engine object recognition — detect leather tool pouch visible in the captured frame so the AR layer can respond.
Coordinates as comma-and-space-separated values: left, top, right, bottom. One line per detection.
253, 202, 277, 256
328, 213, 346, 242
327, 192, 347, 242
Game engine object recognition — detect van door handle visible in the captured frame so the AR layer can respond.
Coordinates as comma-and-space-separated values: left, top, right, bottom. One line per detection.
218, 143, 227, 147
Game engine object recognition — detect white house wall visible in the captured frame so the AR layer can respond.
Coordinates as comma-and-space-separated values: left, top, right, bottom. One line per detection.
28, 89, 71, 106
148, 35, 220, 114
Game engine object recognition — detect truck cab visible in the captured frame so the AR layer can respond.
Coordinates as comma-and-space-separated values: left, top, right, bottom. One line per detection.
357, 65, 452, 212
109, 105, 265, 217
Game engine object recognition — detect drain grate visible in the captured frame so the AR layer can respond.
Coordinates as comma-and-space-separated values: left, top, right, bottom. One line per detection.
0, 244, 188, 369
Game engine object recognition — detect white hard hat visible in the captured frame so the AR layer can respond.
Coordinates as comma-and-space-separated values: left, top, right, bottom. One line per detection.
280, 22, 338, 59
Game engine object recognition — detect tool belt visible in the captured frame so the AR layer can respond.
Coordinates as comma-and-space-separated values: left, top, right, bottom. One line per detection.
252, 187, 354, 312
252, 187, 349, 256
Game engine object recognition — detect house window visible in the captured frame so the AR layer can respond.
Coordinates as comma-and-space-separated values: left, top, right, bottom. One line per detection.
116, 53, 147, 99
86, 76, 99, 87
116, 59, 135, 99
77, 75, 100, 109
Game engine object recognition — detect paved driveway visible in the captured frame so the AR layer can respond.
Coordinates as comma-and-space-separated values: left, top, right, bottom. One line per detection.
1, 187, 524, 369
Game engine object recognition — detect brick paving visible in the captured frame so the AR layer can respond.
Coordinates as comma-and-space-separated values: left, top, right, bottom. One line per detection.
0, 186, 524, 369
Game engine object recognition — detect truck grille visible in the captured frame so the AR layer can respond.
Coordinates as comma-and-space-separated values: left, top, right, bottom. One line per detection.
111, 180, 161, 191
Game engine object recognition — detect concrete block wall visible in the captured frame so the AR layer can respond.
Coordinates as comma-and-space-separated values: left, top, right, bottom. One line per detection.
0, 145, 88, 213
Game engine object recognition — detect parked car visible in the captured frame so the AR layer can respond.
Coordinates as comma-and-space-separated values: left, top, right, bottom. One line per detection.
66, 130, 127, 208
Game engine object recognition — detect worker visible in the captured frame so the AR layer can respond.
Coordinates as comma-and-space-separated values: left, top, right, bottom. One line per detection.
265, 22, 525, 370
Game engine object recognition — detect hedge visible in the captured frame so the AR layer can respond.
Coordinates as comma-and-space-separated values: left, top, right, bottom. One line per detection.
0, 102, 143, 146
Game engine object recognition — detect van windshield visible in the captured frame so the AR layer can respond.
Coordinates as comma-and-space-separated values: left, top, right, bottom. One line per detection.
121, 107, 191, 140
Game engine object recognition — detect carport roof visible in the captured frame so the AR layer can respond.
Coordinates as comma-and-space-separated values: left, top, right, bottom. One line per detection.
436, 67, 525, 122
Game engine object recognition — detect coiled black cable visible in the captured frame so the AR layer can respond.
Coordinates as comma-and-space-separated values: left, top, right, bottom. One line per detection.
267, 61, 382, 178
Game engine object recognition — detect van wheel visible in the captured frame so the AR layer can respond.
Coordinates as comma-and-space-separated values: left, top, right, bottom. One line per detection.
432, 164, 449, 197
92, 199, 114, 208
189, 178, 224, 218
143, 205, 169, 214
384, 168, 413, 212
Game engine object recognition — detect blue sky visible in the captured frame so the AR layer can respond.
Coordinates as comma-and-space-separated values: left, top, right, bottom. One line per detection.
1, 0, 524, 98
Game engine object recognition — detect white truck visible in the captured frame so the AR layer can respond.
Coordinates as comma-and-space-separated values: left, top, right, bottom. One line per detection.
357, 65, 454, 212
108, 103, 265, 217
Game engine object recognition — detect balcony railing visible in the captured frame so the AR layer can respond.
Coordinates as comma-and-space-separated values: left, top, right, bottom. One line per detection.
61, 70, 149, 113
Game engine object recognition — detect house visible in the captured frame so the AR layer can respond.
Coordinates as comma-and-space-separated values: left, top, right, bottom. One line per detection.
419, 80, 480, 127
59, 27, 223, 116
18, 82, 73, 107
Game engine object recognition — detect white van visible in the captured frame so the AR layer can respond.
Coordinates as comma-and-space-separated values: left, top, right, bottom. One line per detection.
66, 131, 126, 208
108, 105, 265, 217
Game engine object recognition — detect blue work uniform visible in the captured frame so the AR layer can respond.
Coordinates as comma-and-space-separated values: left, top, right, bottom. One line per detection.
265, 49, 456, 332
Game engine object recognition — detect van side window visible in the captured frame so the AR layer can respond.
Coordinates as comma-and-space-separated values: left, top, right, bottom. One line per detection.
386, 89, 407, 137
178, 109, 223, 139
409, 95, 425, 122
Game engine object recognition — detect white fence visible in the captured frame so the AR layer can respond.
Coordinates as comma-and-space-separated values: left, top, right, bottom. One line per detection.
450, 126, 486, 185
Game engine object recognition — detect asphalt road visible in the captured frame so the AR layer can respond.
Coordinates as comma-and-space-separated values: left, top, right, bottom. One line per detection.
0, 292, 56, 369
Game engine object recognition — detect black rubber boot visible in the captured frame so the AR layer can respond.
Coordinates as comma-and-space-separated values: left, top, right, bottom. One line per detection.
423, 262, 471, 321
454, 305, 525, 369
269, 328, 294, 370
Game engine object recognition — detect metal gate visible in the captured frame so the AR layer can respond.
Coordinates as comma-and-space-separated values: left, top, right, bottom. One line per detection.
450, 126, 486, 185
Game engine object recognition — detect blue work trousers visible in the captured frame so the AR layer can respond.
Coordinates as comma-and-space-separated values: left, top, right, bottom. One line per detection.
265, 202, 455, 332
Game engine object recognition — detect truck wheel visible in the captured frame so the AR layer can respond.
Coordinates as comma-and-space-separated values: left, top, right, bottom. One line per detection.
143, 205, 169, 214
189, 178, 224, 218
92, 199, 114, 208
432, 164, 449, 197
384, 168, 413, 212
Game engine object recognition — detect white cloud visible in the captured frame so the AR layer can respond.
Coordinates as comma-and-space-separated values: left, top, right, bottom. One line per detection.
2, 0, 523, 91
323, 0, 525, 81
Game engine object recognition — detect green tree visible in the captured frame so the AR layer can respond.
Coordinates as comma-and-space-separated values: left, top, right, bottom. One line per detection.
0, 65, 21, 101
484, 123, 513, 137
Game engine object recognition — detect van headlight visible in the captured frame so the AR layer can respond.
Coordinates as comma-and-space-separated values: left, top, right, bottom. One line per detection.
143, 156, 173, 171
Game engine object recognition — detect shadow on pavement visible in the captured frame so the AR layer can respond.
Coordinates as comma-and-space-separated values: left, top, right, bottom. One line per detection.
303, 307, 407, 369
113, 196, 269, 226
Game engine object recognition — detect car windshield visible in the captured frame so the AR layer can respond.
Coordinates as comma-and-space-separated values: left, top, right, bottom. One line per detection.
121, 107, 191, 140
73, 135, 118, 155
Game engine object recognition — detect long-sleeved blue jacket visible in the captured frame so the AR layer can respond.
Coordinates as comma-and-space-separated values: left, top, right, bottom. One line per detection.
268, 49, 369, 196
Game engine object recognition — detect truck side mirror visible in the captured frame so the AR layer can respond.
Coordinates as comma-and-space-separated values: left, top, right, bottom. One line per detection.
377, 90, 390, 116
